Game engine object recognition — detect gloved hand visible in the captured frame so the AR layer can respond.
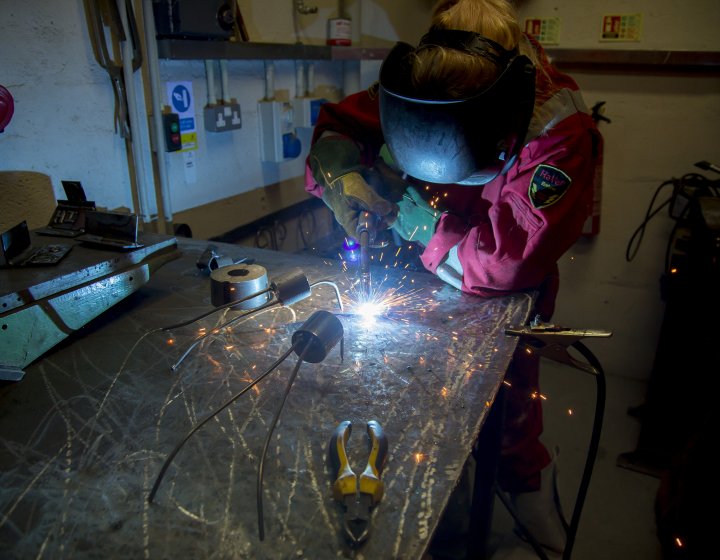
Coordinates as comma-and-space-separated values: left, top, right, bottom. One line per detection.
309, 136, 398, 238
363, 158, 408, 204
392, 186, 442, 247
322, 171, 398, 238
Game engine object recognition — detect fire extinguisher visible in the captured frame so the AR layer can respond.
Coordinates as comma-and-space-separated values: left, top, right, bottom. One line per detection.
583, 101, 610, 236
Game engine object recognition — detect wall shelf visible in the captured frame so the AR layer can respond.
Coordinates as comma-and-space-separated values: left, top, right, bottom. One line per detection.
545, 48, 720, 73
156, 39, 392, 61
157, 39, 720, 73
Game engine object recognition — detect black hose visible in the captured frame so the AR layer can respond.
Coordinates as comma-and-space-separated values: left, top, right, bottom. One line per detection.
495, 340, 606, 560
562, 341, 606, 560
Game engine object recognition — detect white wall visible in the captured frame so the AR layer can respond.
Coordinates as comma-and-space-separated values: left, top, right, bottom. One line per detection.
516, 0, 720, 380
518, 0, 719, 50
0, 0, 431, 219
0, 0, 133, 209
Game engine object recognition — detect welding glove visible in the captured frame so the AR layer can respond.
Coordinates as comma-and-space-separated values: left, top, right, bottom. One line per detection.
366, 145, 410, 203
391, 186, 442, 247
309, 136, 398, 239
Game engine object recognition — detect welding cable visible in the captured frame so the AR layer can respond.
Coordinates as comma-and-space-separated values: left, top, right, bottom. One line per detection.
494, 487, 551, 560
626, 172, 718, 263
560, 341, 605, 560
256, 342, 311, 541
625, 179, 674, 262
147, 341, 302, 504
496, 341, 606, 560
170, 299, 280, 371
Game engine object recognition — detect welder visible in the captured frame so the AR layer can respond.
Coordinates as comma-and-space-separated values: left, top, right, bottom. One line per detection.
304, 0, 602, 555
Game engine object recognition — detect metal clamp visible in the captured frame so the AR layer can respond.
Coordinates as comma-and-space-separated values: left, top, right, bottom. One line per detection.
505, 318, 612, 375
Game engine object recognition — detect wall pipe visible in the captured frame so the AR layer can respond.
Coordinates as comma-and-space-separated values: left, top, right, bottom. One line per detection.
264, 61, 275, 100
141, 0, 173, 232
116, 0, 152, 224
295, 61, 305, 98
307, 62, 315, 95
220, 60, 230, 103
205, 60, 217, 105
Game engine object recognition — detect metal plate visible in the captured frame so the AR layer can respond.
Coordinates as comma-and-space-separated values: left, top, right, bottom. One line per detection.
0, 240, 532, 559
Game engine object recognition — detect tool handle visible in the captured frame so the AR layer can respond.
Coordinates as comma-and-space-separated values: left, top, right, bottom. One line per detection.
359, 420, 388, 504
328, 420, 357, 501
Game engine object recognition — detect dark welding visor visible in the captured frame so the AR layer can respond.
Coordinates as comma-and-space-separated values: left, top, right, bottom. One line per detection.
379, 32, 536, 185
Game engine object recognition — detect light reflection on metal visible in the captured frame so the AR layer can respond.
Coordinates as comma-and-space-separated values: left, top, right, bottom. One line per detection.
0, 265, 539, 558
148, 310, 344, 544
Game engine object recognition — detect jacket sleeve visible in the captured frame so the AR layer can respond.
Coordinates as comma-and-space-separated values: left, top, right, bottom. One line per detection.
304, 85, 384, 198
421, 111, 601, 298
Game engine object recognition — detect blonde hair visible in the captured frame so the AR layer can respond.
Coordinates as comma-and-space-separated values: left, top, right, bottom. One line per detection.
411, 0, 545, 101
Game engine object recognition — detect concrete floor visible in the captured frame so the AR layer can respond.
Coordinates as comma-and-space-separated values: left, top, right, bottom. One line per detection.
488, 356, 664, 559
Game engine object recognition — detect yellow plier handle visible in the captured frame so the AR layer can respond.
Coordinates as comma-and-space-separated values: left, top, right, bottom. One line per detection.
358, 420, 388, 505
329, 420, 357, 501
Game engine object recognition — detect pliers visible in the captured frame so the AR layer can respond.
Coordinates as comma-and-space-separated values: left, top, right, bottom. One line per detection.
328, 420, 388, 546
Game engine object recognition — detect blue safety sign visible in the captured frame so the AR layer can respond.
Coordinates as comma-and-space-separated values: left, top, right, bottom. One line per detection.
171, 84, 192, 113
166, 81, 197, 153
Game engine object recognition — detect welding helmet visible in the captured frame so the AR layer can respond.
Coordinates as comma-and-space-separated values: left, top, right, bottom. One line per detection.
379, 28, 536, 185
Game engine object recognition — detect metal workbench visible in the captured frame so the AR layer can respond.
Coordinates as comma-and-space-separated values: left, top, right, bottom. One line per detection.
0, 238, 533, 559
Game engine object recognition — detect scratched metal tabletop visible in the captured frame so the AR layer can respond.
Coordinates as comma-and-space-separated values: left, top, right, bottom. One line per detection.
0, 238, 533, 559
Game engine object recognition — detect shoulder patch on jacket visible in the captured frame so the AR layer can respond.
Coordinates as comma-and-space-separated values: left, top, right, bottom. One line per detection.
528, 164, 572, 209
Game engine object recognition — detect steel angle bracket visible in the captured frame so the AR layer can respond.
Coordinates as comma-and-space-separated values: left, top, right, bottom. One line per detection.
0, 241, 178, 381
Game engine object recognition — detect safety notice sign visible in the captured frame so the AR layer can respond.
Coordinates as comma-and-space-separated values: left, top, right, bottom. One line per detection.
600, 13, 643, 42
166, 81, 198, 152
524, 17, 561, 45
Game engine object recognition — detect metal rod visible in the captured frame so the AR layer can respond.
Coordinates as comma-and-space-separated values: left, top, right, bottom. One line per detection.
170, 299, 279, 371
358, 229, 371, 299
257, 343, 310, 540
148, 342, 300, 504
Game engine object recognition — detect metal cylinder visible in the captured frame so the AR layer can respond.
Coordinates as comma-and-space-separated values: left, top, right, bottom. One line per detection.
271, 269, 311, 306
291, 310, 343, 363
210, 264, 269, 309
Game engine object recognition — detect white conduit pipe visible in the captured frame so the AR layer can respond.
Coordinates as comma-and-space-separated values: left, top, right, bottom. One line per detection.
264, 61, 275, 100
307, 63, 315, 96
205, 60, 217, 105
141, 0, 173, 229
220, 60, 230, 103
295, 60, 305, 98
116, 0, 152, 223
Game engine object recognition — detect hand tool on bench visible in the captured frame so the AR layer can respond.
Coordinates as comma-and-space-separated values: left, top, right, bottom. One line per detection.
328, 420, 388, 546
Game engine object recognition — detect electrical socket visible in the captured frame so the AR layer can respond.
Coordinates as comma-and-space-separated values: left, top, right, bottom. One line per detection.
204, 103, 242, 132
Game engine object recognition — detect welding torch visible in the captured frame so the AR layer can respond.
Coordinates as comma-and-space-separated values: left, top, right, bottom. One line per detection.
356, 212, 376, 300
